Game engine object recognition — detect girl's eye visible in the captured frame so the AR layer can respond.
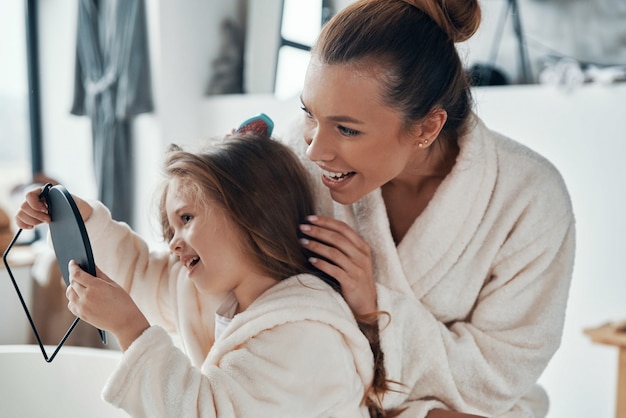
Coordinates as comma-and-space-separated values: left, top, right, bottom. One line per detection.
181, 214, 193, 224
338, 125, 359, 136
300, 105, 313, 119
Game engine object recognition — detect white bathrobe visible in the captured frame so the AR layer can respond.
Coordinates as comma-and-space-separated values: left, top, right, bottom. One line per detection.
83, 204, 373, 417
282, 113, 576, 418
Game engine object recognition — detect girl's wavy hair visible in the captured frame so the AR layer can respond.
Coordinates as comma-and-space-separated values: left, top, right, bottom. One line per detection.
159, 133, 401, 417
160, 135, 320, 281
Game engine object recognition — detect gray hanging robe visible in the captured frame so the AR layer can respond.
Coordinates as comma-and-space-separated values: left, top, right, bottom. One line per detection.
71, 0, 153, 226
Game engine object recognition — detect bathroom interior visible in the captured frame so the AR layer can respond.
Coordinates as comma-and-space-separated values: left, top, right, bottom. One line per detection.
1, 0, 625, 417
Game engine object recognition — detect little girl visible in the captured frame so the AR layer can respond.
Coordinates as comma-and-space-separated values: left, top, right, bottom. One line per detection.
16, 131, 401, 417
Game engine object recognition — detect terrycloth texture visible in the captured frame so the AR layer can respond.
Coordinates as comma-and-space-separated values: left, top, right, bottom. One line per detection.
84, 211, 373, 417
102, 276, 373, 417
281, 113, 576, 418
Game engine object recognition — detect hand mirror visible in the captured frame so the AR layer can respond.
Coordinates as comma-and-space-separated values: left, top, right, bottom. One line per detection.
3, 183, 106, 363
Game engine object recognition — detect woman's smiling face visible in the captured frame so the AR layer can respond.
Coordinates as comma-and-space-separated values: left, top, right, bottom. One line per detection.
300, 57, 421, 205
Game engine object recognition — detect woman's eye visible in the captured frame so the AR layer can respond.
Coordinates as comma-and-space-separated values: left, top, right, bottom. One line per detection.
338, 125, 359, 136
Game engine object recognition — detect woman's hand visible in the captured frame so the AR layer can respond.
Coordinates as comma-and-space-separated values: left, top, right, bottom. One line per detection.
299, 215, 377, 315
15, 186, 93, 229
66, 261, 149, 351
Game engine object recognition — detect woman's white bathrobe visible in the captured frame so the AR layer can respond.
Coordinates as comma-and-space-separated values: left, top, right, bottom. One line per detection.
83, 203, 374, 417
283, 114, 576, 418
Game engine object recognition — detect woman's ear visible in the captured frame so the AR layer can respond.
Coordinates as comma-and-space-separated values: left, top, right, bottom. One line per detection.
414, 108, 448, 149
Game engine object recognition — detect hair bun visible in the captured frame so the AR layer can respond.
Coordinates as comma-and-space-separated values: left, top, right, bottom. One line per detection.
404, 0, 481, 43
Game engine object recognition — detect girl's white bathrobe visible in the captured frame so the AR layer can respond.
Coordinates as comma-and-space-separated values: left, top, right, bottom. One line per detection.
83, 203, 374, 418
284, 114, 576, 418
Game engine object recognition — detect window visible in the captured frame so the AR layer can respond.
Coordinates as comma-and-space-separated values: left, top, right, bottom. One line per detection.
244, 0, 332, 98
274, 0, 332, 99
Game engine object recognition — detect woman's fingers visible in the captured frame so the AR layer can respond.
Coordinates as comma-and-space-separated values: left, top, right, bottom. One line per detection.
303, 215, 370, 255
299, 215, 371, 270
299, 215, 377, 315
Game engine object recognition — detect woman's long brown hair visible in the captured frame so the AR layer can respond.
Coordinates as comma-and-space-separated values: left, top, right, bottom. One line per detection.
159, 134, 401, 416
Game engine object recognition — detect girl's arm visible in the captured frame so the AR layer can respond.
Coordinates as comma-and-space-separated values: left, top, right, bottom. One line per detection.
82, 199, 180, 331
102, 321, 370, 417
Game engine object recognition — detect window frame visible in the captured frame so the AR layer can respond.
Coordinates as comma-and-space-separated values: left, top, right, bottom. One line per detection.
25, 0, 43, 176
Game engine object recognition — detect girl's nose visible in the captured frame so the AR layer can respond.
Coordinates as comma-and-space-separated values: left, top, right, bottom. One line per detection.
169, 233, 183, 254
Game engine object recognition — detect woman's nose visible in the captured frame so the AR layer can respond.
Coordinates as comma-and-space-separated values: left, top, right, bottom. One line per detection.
304, 126, 334, 162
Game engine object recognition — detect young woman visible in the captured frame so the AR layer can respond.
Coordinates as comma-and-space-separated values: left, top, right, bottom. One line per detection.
287, 0, 576, 417
15, 133, 401, 417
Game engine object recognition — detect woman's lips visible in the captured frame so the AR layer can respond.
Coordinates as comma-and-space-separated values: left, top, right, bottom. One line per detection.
320, 168, 356, 190
321, 168, 355, 182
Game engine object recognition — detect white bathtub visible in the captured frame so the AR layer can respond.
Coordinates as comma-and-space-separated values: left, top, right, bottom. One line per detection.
0, 345, 130, 417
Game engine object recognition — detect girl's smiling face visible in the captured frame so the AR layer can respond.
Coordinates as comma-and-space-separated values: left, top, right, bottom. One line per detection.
165, 178, 250, 295
164, 177, 280, 311
300, 57, 424, 205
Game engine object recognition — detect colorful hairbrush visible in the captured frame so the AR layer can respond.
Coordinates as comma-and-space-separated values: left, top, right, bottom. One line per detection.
235, 113, 274, 137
